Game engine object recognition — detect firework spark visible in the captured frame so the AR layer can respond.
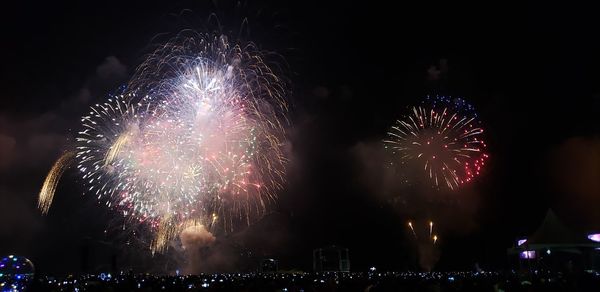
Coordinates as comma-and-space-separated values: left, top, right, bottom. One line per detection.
150, 215, 176, 255
38, 152, 74, 215
384, 96, 488, 190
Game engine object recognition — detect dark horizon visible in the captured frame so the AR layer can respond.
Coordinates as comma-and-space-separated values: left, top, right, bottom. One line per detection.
1, 1, 600, 274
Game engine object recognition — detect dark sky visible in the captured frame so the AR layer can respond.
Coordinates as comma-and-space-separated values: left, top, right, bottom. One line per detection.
1, 1, 600, 274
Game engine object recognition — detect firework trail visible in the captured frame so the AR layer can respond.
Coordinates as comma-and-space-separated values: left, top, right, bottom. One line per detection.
384, 95, 488, 190
407, 220, 438, 244
37, 152, 74, 215
103, 132, 131, 167
429, 221, 433, 238
407, 220, 440, 271
408, 221, 417, 239
39, 31, 289, 252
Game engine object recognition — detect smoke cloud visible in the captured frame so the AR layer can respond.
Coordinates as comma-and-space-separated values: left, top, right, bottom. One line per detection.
417, 242, 441, 272
350, 140, 483, 235
548, 136, 600, 227
179, 224, 216, 274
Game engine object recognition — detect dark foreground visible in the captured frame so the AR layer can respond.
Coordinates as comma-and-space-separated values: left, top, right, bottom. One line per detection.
16, 270, 600, 291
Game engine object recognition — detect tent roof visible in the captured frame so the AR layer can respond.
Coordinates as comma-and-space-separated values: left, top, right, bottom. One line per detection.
527, 209, 590, 245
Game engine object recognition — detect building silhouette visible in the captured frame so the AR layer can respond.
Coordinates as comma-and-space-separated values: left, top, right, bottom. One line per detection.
259, 258, 278, 273
313, 246, 350, 272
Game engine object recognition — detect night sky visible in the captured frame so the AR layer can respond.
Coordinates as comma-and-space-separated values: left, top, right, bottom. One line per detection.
1, 1, 600, 274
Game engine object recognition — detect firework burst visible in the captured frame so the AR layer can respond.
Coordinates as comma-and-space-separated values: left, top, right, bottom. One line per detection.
40, 31, 289, 252
384, 96, 488, 190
